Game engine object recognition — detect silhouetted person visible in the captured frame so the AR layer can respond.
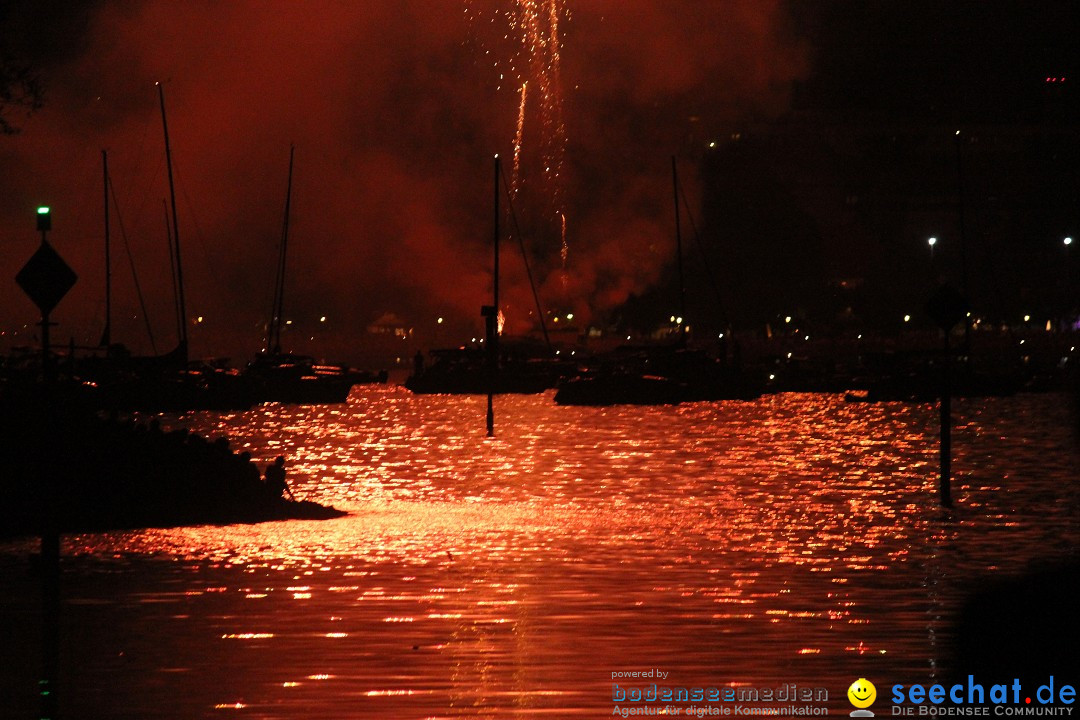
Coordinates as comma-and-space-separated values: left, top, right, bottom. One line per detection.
264, 456, 291, 500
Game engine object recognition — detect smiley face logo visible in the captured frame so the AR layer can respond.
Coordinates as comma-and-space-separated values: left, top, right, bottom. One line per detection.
847, 678, 877, 709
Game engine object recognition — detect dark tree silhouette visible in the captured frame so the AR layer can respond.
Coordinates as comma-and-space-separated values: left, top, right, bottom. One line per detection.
0, 52, 42, 134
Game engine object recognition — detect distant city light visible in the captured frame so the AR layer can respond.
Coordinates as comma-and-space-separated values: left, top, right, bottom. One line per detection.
566, 313, 574, 320
928, 236, 937, 247
1065, 237, 1074, 246
319, 316, 327, 322
37, 206, 50, 214
785, 316, 792, 323
676, 317, 683, 325
437, 317, 444, 324
903, 315, 911, 322
1024, 315, 1031, 322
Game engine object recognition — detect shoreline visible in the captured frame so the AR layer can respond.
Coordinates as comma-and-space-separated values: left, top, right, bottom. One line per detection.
1, 390, 345, 539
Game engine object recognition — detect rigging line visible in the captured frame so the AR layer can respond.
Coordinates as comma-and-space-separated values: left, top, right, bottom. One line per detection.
108, 175, 158, 353
499, 165, 551, 349
118, 107, 158, 213
163, 198, 182, 344
268, 145, 295, 355
172, 161, 228, 312
125, 154, 166, 238
678, 180, 731, 330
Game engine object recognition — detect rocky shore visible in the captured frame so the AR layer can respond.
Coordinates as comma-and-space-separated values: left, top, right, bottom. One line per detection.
1, 390, 345, 539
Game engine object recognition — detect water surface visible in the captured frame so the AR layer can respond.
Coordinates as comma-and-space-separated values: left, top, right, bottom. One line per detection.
1, 389, 1076, 718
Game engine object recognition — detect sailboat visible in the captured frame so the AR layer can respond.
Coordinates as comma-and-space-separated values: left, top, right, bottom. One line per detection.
554, 158, 762, 406
242, 147, 379, 405
404, 156, 571, 396
80, 86, 252, 412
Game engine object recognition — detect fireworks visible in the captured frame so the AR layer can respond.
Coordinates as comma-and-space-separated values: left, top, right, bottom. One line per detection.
513, 81, 528, 195
560, 211, 568, 268
466, 0, 570, 267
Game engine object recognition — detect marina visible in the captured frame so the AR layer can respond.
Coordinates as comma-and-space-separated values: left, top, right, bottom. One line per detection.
2, 2, 1078, 717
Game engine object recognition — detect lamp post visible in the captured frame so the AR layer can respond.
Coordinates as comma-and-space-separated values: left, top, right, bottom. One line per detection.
1065, 237, 1074, 327
928, 236, 937, 261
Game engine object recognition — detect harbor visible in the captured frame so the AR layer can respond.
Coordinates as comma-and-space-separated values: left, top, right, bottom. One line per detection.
2, 1, 1078, 717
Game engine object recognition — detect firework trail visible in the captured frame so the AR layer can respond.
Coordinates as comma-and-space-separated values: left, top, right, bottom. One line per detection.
466, 0, 569, 268
519, 0, 567, 225
560, 211, 567, 267
512, 81, 528, 196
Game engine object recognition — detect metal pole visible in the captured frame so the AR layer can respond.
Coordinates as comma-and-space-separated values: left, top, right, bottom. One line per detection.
39, 225, 53, 384
103, 150, 112, 348
40, 529, 60, 720
939, 330, 953, 508
487, 156, 500, 438
672, 156, 686, 344
954, 133, 970, 353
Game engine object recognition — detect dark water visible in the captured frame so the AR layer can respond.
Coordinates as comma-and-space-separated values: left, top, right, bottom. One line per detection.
1, 389, 1076, 718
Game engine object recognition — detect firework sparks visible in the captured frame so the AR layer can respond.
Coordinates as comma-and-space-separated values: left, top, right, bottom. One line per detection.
560, 211, 568, 268
467, 0, 569, 257
512, 81, 528, 196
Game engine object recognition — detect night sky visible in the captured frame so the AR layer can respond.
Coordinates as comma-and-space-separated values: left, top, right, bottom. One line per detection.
1, 1, 1076, 364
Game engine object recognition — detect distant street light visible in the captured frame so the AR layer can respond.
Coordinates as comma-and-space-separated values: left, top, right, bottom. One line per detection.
1065, 236, 1074, 246
928, 236, 938, 260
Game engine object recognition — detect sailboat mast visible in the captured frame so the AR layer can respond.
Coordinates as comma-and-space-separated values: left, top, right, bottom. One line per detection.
102, 149, 112, 348
158, 82, 188, 360
672, 156, 686, 343
268, 146, 295, 355
494, 156, 500, 316
162, 199, 180, 340
486, 155, 501, 437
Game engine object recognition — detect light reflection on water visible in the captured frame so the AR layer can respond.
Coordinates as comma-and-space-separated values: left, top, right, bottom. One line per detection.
1, 389, 1076, 718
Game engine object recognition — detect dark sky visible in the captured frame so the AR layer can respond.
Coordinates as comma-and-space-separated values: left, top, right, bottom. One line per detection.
790, 0, 1078, 123
1, 1, 1075, 363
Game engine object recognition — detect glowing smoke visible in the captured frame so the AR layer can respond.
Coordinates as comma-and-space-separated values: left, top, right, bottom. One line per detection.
0, 1, 806, 361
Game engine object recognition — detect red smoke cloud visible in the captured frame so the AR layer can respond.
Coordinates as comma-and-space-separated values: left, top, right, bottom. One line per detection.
1, 1, 805, 364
